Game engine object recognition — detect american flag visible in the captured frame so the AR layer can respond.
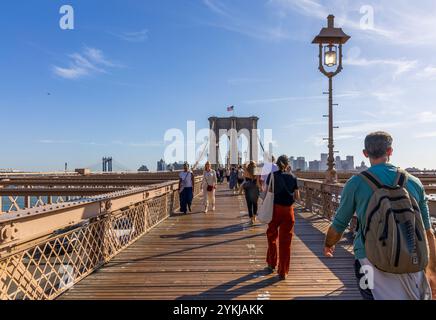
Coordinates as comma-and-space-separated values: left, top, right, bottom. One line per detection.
227, 105, 235, 112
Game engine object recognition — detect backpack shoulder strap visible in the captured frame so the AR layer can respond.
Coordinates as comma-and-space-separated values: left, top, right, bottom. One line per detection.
359, 170, 383, 191
394, 168, 408, 188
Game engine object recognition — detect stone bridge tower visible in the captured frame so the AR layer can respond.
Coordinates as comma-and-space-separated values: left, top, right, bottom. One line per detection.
208, 116, 259, 168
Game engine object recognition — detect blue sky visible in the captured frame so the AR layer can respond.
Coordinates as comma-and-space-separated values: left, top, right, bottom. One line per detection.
1, 0, 436, 171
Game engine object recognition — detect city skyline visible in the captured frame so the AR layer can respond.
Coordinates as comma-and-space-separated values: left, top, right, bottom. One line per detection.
1, 1, 436, 171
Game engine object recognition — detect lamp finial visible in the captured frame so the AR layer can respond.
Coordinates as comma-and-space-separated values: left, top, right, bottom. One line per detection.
327, 15, 335, 29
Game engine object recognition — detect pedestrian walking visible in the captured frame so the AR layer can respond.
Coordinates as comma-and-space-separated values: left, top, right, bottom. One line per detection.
243, 161, 261, 225
324, 132, 436, 300
265, 155, 300, 280
178, 162, 195, 214
202, 161, 217, 213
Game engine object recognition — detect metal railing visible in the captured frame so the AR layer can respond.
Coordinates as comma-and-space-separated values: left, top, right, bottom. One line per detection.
0, 177, 202, 300
0, 171, 204, 214
297, 178, 359, 234
297, 178, 436, 233
297, 179, 344, 219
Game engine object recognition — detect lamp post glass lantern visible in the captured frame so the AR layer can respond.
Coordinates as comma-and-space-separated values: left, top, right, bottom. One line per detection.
324, 45, 337, 67
312, 15, 350, 184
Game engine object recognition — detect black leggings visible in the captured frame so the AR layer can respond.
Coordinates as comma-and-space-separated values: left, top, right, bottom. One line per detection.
244, 186, 259, 218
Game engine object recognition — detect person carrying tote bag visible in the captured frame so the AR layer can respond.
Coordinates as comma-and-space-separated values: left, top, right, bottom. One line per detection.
264, 155, 300, 281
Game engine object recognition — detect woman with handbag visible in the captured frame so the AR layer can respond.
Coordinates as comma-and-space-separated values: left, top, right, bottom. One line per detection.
243, 161, 261, 225
265, 155, 300, 280
202, 161, 217, 213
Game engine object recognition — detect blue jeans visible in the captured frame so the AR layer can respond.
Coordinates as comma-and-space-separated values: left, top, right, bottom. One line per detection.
180, 187, 193, 213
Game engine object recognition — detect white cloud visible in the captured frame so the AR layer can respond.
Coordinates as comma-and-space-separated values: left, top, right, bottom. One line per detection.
202, 0, 291, 41
269, 0, 327, 20
270, 0, 436, 46
416, 65, 436, 80
38, 139, 75, 144
414, 111, 436, 124
113, 29, 149, 43
415, 131, 436, 139
344, 56, 418, 78
53, 47, 119, 80
244, 91, 360, 104
203, 0, 231, 17
128, 141, 165, 148
52, 66, 89, 80
228, 78, 271, 85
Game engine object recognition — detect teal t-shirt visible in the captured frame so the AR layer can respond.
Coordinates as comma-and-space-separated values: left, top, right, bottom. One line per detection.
332, 163, 431, 260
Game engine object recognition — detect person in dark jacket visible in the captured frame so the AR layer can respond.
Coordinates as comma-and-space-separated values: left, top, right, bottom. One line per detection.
229, 167, 238, 194
243, 161, 261, 225
265, 155, 300, 280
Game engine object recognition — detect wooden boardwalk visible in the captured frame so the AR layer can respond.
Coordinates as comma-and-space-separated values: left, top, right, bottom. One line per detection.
60, 185, 361, 300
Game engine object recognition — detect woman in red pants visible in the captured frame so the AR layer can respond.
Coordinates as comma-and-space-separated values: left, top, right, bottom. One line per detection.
265, 155, 300, 280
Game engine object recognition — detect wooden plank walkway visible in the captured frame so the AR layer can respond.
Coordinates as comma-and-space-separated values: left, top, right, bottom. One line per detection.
60, 185, 361, 300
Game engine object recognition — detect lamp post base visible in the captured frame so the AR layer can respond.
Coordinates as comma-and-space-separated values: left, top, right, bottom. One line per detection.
325, 169, 338, 184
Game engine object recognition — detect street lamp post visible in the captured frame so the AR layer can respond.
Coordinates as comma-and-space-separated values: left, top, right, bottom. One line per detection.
312, 15, 350, 184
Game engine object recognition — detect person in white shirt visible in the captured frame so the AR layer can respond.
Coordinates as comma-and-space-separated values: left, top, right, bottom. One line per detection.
178, 163, 195, 214
202, 161, 217, 213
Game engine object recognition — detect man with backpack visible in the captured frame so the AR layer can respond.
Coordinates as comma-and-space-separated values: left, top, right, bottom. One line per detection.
324, 131, 436, 300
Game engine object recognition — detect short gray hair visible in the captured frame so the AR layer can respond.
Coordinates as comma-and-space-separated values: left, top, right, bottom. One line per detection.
364, 131, 393, 158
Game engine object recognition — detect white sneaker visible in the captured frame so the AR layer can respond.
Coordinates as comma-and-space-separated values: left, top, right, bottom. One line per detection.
212, 206, 216, 212
204, 208, 208, 213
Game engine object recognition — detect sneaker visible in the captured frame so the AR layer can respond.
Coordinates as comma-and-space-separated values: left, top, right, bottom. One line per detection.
278, 274, 287, 281
212, 206, 216, 212
266, 266, 275, 273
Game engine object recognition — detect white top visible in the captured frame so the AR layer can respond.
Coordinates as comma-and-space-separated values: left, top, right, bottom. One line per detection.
358, 258, 431, 300
237, 168, 244, 179
179, 171, 193, 188
261, 163, 279, 183
203, 170, 217, 188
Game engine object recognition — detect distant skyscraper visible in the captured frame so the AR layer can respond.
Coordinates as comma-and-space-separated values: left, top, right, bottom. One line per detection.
295, 157, 307, 171
289, 156, 296, 170
309, 160, 321, 171
157, 159, 166, 172
320, 153, 328, 171
167, 161, 185, 171
335, 156, 342, 171
346, 156, 355, 171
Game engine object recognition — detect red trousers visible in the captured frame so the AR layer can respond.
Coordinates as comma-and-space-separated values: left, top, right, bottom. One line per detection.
266, 204, 295, 277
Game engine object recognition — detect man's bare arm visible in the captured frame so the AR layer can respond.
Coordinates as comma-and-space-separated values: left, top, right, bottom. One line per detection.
324, 226, 344, 257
